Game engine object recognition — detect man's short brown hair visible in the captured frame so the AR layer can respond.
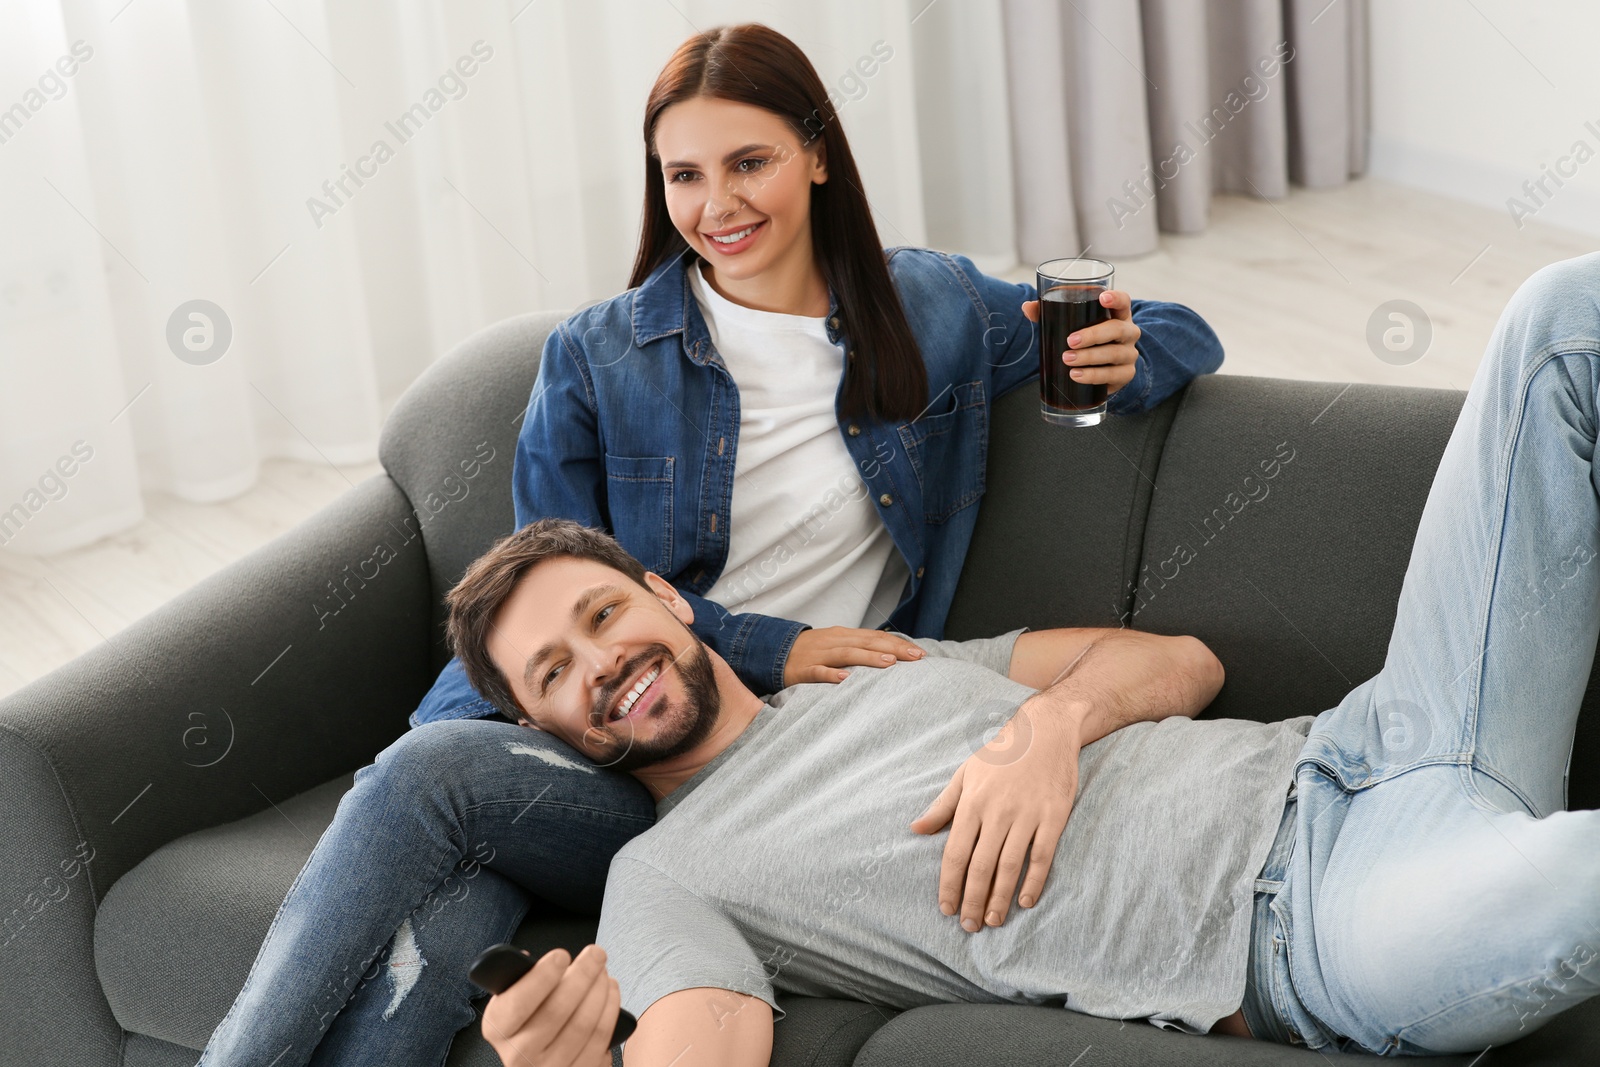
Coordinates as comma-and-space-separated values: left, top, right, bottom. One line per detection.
445, 518, 651, 721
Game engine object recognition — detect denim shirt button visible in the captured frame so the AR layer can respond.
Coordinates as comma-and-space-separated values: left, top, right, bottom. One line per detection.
847, 424, 861, 436
879, 494, 893, 506
828, 316, 840, 329
916, 566, 925, 578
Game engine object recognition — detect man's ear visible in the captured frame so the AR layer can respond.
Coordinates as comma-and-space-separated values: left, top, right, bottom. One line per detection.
643, 572, 695, 626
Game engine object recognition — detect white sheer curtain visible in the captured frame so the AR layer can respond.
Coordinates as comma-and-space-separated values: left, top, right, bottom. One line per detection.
0, 0, 1364, 557
1, 0, 1025, 555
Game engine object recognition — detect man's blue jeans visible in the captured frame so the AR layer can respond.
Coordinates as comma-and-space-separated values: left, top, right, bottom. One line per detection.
1240, 252, 1600, 1054
196, 721, 655, 1067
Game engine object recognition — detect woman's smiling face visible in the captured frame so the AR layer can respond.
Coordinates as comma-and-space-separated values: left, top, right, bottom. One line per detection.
653, 95, 827, 285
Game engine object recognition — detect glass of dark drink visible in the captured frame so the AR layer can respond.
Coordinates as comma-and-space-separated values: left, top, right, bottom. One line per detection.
1037, 258, 1115, 427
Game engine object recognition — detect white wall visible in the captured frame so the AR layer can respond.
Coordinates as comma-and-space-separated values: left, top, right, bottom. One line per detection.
1368, 0, 1600, 238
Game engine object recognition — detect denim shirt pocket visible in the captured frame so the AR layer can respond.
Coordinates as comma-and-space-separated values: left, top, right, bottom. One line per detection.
604, 454, 675, 574
896, 379, 988, 524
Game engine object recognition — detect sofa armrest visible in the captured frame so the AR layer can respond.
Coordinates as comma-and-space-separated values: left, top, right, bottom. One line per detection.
0, 473, 435, 1064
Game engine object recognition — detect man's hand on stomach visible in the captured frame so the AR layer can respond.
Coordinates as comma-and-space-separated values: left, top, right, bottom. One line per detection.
909, 697, 1081, 932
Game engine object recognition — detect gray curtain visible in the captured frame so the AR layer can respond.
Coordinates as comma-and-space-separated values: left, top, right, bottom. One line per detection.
1001, 0, 1370, 260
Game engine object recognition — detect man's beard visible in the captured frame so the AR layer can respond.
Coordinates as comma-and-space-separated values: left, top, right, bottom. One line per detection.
583, 636, 720, 773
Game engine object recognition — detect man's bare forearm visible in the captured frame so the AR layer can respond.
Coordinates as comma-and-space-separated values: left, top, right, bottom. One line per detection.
1007, 628, 1225, 746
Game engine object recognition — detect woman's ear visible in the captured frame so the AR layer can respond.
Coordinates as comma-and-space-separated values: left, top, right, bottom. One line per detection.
812, 140, 828, 184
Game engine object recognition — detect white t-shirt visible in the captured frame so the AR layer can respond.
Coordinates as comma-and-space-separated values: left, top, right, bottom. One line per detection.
689, 261, 909, 630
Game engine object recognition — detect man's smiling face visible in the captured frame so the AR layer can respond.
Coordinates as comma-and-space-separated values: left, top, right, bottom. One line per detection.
486, 557, 721, 772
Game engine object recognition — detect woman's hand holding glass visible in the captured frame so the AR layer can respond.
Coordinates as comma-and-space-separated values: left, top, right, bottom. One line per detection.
1021, 289, 1142, 395
783, 626, 925, 686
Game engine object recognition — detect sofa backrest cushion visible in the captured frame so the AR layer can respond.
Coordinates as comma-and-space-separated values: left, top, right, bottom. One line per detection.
943, 384, 1179, 639
1131, 376, 1462, 724
379, 312, 560, 668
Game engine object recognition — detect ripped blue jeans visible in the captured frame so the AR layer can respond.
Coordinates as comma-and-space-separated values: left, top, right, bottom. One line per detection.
1240, 252, 1600, 1054
196, 719, 655, 1067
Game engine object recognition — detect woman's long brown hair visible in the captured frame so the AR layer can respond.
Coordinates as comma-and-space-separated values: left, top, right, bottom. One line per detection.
628, 23, 929, 424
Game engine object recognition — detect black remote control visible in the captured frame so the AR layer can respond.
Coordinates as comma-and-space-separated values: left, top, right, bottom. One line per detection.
468, 943, 638, 1049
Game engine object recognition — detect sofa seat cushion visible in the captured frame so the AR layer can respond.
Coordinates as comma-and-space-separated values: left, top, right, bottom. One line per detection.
90, 772, 897, 1066
853, 1000, 1600, 1065
94, 774, 358, 1049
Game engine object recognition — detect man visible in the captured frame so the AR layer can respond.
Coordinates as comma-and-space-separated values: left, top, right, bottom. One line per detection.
463, 252, 1600, 1064
449, 517, 1286, 1062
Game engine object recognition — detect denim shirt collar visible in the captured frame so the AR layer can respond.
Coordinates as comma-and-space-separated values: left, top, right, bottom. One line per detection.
631, 247, 844, 364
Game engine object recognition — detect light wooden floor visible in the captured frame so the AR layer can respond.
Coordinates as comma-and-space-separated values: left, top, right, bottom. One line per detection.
0, 459, 384, 701
1, 176, 1594, 701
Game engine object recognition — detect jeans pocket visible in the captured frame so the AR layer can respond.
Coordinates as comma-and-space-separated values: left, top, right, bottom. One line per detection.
1265, 899, 1298, 1043
1267, 893, 1332, 1051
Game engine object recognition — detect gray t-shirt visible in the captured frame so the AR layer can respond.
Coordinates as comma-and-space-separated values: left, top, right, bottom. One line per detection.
595, 630, 1313, 1034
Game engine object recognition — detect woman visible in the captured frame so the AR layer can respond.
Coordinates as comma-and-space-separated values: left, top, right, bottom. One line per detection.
200, 23, 1222, 1066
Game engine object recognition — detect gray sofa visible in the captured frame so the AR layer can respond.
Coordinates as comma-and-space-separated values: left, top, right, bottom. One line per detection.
4, 310, 1598, 1067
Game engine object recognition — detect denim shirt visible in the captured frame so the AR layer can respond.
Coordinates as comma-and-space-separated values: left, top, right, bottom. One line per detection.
411, 246, 1222, 726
